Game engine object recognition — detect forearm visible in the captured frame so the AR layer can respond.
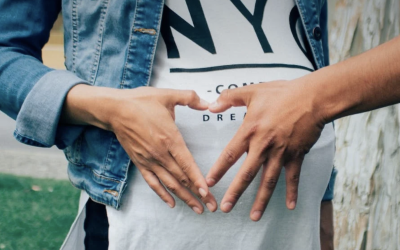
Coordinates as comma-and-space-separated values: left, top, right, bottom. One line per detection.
304, 36, 400, 122
60, 84, 118, 131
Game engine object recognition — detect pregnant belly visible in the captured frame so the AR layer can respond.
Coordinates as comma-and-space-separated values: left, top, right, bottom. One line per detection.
107, 68, 336, 250
107, 123, 335, 250
124, 67, 336, 226
106, 113, 335, 250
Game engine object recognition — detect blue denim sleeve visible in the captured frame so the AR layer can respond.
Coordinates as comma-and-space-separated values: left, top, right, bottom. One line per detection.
0, 0, 88, 149
322, 167, 337, 201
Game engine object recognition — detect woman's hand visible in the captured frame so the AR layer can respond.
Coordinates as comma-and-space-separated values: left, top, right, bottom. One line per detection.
206, 80, 325, 221
62, 85, 217, 214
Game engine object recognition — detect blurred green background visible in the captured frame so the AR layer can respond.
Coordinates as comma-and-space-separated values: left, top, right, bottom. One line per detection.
0, 174, 79, 250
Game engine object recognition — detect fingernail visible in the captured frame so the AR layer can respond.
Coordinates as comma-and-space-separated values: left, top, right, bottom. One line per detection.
167, 202, 174, 208
251, 211, 262, 221
192, 207, 202, 215
199, 188, 207, 198
221, 202, 233, 212
209, 102, 219, 109
206, 203, 215, 212
289, 201, 296, 210
206, 178, 216, 187
200, 99, 209, 106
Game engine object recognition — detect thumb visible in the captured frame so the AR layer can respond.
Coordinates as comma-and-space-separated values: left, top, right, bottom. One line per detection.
209, 88, 248, 113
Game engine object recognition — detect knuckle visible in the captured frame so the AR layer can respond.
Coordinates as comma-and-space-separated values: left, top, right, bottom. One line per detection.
256, 198, 269, 208
186, 90, 198, 101
159, 134, 172, 146
135, 157, 148, 166
158, 192, 168, 201
222, 149, 237, 165
165, 183, 178, 194
291, 150, 306, 160
256, 134, 277, 154
147, 179, 160, 190
240, 169, 257, 183
183, 198, 193, 206
247, 123, 259, 136
262, 135, 275, 149
148, 148, 162, 160
302, 147, 311, 155
135, 151, 152, 164
219, 89, 230, 100
138, 150, 150, 158
290, 174, 300, 185
263, 177, 278, 190
179, 161, 191, 173
185, 181, 192, 189
228, 191, 241, 201
179, 176, 190, 188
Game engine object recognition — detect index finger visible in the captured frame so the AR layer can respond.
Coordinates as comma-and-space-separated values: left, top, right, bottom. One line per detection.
168, 132, 210, 198
169, 89, 209, 111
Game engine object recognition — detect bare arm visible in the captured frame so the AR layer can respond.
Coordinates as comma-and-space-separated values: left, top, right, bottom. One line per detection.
206, 35, 400, 221
312, 36, 400, 122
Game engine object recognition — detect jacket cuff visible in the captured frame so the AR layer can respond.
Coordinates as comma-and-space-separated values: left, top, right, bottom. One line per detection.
14, 70, 89, 148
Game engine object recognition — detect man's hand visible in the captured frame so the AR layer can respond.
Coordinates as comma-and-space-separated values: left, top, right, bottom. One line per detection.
62, 85, 217, 214
206, 80, 325, 221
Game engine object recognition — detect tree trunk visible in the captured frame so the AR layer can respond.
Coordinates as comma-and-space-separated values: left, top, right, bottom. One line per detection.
328, 0, 400, 249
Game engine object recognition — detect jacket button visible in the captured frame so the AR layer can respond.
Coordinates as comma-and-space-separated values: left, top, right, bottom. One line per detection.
313, 26, 322, 41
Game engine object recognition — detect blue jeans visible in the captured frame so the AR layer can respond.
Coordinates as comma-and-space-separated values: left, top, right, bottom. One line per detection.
84, 199, 109, 250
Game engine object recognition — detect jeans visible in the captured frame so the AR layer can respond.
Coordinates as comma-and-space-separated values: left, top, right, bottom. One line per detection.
84, 199, 109, 250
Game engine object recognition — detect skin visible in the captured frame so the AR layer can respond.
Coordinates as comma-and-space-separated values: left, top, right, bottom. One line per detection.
62, 35, 400, 222
61, 87, 218, 214
206, 35, 400, 221
320, 201, 334, 250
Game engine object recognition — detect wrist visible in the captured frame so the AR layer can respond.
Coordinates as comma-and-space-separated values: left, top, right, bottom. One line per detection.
61, 84, 121, 131
299, 64, 362, 124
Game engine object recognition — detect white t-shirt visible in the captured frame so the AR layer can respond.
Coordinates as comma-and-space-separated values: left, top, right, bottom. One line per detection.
63, 1, 335, 249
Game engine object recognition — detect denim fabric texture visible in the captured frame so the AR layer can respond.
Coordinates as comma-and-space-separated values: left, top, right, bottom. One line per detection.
0, 0, 335, 209
322, 167, 337, 201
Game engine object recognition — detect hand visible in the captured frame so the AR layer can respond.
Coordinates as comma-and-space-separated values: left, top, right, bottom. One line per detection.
206, 80, 325, 221
90, 86, 218, 214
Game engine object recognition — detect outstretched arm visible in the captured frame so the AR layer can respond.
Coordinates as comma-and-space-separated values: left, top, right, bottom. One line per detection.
206, 35, 400, 221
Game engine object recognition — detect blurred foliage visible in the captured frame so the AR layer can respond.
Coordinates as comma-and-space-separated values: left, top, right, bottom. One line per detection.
0, 174, 80, 250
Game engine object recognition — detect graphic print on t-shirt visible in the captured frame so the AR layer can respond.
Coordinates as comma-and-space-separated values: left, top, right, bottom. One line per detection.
107, 2, 336, 249
150, 0, 315, 125
159, 0, 314, 72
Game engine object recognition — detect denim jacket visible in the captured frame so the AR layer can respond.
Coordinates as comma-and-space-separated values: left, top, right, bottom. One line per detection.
0, 0, 332, 209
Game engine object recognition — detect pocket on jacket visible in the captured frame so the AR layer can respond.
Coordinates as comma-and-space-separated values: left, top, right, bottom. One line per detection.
63, 134, 83, 166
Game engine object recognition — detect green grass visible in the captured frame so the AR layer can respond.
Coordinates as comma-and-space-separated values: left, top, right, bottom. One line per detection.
0, 174, 80, 250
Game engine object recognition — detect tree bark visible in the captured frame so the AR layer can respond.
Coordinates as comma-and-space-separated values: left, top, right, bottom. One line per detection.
328, 0, 400, 249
